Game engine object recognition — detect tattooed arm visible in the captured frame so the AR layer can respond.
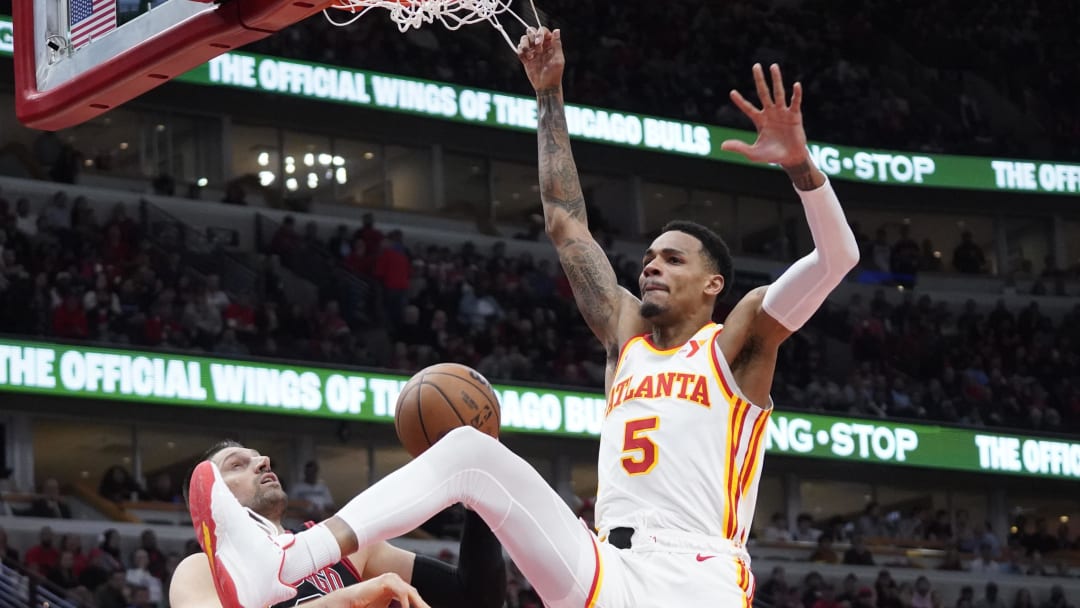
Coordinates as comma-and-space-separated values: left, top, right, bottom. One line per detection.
518, 28, 644, 370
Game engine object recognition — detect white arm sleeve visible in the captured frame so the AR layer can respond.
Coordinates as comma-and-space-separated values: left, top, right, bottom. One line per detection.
761, 177, 859, 331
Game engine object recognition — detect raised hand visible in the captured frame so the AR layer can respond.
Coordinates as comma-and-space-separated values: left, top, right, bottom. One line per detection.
721, 63, 810, 169
517, 27, 564, 92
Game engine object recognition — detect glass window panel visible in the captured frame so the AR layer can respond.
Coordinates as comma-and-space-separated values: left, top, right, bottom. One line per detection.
571, 461, 598, 500
949, 490, 988, 537
641, 182, 689, 237
163, 113, 224, 187
137, 426, 226, 502
915, 214, 996, 274
840, 207, 916, 274
491, 163, 632, 239
0, 96, 52, 158
841, 208, 998, 275
491, 160, 539, 228
232, 124, 279, 192
875, 484, 935, 511
780, 200, 814, 260
689, 190, 737, 249
754, 473, 784, 532
314, 443, 371, 503
735, 195, 782, 258
444, 152, 489, 224
584, 174, 634, 238
33, 418, 133, 494
1006, 493, 1079, 542
283, 130, 333, 200
386, 145, 434, 212
60, 108, 146, 180
333, 139, 385, 208
1066, 220, 1080, 270
1003, 216, 1052, 279
799, 479, 873, 522
34, 109, 225, 188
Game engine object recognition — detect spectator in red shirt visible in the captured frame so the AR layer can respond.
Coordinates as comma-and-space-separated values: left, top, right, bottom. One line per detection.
270, 216, 301, 258
61, 534, 89, 578
358, 212, 383, 254
24, 526, 60, 575
53, 292, 89, 338
318, 300, 350, 339
143, 302, 167, 346
812, 584, 843, 608
102, 224, 131, 267
105, 203, 137, 245
224, 292, 257, 334
343, 238, 375, 277
374, 230, 410, 327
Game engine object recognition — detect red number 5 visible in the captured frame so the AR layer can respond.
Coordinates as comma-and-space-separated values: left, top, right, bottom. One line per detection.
621, 416, 660, 476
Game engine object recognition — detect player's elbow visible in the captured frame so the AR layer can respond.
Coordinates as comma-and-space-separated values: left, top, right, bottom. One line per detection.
544, 216, 586, 248
835, 234, 860, 274
543, 213, 576, 242
544, 215, 566, 241
822, 227, 860, 278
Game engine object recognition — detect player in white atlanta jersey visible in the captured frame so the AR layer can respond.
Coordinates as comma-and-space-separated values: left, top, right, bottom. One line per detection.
599, 322, 771, 547
187, 27, 858, 608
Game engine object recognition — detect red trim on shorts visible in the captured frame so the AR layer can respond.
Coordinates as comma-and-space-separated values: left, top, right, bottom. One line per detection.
584, 536, 603, 608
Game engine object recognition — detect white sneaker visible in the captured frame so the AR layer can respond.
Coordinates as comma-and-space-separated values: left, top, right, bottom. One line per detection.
188, 460, 298, 608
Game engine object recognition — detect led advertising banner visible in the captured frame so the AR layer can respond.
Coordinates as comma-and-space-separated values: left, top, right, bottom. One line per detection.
2, 339, 1078, 481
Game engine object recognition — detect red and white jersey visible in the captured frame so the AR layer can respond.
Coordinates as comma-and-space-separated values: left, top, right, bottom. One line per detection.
595, 323, 772, 545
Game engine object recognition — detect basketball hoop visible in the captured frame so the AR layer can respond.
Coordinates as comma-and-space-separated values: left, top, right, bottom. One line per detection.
325, 0, 541, 50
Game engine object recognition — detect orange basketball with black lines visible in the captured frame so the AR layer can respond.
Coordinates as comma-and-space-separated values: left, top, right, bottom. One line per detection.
394, 363, 502, 457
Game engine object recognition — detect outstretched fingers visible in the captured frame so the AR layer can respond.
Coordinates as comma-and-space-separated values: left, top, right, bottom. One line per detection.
769, 63, 787, 108
720, 138, 755, 157
728, 89, 762, 124
790, 81, 803, 113
752, 63, 773, 108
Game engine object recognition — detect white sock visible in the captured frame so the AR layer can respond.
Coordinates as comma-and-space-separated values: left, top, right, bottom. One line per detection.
280, 523, 342, 585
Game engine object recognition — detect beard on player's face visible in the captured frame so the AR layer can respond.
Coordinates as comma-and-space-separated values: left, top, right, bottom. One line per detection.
245, 484, 288, 519
640, 300, 665, 319
224, 478, 288, 517
639, 276, 686, 322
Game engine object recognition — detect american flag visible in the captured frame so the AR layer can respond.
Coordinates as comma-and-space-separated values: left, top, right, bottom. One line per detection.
70, 0, 117, 49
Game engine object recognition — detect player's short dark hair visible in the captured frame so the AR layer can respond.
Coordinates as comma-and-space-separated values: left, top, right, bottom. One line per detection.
181, 439, 244, 508
661, 220, 733, 299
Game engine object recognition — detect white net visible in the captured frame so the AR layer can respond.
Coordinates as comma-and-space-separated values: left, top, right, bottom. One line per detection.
325, 0, 540, 50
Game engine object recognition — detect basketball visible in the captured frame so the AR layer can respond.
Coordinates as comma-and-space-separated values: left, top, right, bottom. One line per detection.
394, 363, 502, 457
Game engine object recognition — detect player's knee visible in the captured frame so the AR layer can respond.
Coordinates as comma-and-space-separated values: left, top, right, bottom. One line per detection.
441, 426, 504, 461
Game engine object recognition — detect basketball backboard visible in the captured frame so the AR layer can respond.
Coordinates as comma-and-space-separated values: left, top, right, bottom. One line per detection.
14, 0, 335, 131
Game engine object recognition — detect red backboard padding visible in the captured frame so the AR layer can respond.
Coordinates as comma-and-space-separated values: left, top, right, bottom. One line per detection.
15, 0, 335, 131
